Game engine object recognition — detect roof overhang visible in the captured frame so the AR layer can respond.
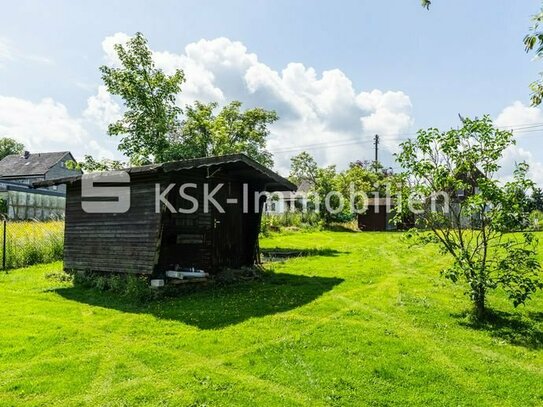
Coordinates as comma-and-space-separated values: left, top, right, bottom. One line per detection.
33, 154, 296, 192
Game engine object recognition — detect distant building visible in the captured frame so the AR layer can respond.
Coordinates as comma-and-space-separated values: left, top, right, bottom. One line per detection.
0, 151, 82, 194
264, 180, 312, 213
357, 197, 397, 231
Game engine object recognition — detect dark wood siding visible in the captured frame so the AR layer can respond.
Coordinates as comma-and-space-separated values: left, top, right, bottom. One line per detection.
63, 176, 163, 274
157, 171, 214, 271
358, 207, 388, 231
61, 161, 287, 276
156, 170, 258, 273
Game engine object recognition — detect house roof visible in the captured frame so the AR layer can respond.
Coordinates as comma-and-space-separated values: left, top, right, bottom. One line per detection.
33, 153, 297, 192
0, 151, 71, 177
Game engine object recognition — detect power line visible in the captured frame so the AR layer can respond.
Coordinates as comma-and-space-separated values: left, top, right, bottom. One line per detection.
269, 122, 543, 155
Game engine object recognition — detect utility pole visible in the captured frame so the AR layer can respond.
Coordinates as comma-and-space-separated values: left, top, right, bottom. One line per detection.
373, 134, 379, 171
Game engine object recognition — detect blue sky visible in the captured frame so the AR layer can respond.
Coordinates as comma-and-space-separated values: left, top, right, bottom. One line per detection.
1, 0, 542, 179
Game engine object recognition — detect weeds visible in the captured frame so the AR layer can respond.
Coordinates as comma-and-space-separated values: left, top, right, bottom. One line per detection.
72, 271, 158, 302
1, 221, 64, 269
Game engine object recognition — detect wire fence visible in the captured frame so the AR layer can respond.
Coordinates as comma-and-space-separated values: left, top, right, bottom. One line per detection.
0, 219, 64, 271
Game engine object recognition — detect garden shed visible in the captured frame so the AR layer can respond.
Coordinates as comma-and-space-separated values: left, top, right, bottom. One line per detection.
357, 198, 396, 231
35, 154, 295, 276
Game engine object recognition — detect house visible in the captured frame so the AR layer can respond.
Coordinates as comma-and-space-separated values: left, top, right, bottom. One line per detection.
0, 151, 82, 194
264, 179, 312, 213
35, 154, 296, 277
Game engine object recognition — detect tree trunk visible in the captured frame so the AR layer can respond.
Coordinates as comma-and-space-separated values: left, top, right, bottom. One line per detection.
473, 286, 486, 320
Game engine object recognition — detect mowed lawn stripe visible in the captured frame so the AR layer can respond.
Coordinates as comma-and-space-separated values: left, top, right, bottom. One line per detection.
0, 231, 542, 406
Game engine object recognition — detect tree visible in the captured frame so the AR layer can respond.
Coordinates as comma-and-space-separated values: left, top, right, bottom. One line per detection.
524, 7, 543, 105
0, 137, 24, 160
530, 187, 543, 212
288, 152, 349, 224
100, 32, 185, 165
395, 116, 542, 318
421, 1, 543, 105
165, 101, 277, 167
66, 155, 126, 173
289, 151, 318, 186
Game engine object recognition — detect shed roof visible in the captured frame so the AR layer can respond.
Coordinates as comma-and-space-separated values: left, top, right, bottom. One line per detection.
0, 151, 72, 177
33, 154, 297, 192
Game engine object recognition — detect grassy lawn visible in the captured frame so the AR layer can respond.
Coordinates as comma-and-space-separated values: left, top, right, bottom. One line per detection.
0, 231, 542, 406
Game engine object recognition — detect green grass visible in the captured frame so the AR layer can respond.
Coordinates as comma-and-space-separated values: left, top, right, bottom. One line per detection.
1, 231, 542, 406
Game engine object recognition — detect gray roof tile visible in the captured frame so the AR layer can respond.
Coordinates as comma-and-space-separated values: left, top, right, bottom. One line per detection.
0, 151, 71, 177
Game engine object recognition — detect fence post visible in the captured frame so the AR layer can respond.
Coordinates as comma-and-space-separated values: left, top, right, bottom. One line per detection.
2, 219, 6, 272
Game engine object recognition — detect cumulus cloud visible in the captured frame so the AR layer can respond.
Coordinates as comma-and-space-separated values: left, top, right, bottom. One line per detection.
87, 33, 414, 172
101, 32, 130, 66
83, 85, 121, 131
0, 96, 114, 159
0, 33, 417, 172
495, 101, 543, 186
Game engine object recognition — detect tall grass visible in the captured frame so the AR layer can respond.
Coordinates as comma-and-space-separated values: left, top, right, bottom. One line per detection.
2, 220, 64, 269
261, 212, 322, 235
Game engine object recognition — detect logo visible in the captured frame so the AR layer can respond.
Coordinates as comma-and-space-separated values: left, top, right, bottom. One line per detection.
81, 171, 131, 213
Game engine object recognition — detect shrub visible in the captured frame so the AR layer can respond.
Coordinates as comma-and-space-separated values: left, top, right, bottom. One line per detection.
44, 270, 73, 283
71, 271, 157, 302
260, 211, 322, 235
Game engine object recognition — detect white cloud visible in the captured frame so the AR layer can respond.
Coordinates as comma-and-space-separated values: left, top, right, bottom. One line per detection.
83, 85, 121, 131
356, 90, 413, 153
494, 101, 543, 129
101, 32, 130, 66
1, 33, 412, 171
495, 101, 543, 186
93, 34, 414, 173
0, 96, 114, 160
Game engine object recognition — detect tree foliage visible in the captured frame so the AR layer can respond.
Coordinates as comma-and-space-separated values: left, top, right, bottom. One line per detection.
165, 100, 277, 167
524, 6, 543, 105
0, 137, 24, 160
99, 33, 277, 167
100, 32, 185, 165
66, 155, 126, 173
395, 116, 542, 318
288, 152, 395, 225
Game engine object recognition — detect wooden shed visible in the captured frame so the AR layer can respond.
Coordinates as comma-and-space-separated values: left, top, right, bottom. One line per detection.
35, 154, 295, 277
357, 198, 396, 231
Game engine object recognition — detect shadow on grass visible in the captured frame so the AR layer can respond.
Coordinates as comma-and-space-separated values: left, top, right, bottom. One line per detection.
260, 247, 346, 260
55, 272, 343, 330
323, 224, 359, 233
453, 309, 543, 350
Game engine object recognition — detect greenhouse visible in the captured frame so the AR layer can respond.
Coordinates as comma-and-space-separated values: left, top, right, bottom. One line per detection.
0, 181, 65, 221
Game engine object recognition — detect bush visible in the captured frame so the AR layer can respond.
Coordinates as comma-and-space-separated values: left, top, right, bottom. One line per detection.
71, 271, 158, 302
260, 211, 322, 235
44, 270, 73, 283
